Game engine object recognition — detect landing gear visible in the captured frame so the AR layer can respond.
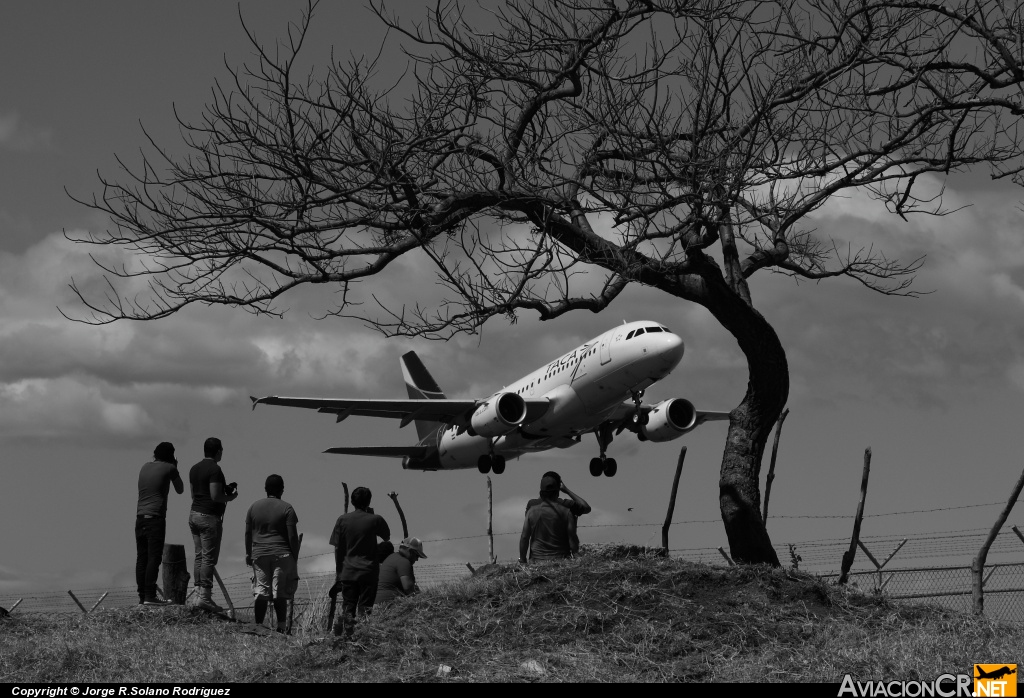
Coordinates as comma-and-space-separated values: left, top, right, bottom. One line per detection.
631, 390, 649, 426
590, 424, 618, 476
477, 454, 506, 474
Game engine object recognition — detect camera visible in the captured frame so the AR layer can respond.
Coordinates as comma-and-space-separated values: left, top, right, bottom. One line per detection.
225, 482, 237, 496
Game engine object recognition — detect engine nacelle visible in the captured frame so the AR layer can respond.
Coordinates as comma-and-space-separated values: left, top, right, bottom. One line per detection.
470, 392, 527, 437
640, 399, 698, 442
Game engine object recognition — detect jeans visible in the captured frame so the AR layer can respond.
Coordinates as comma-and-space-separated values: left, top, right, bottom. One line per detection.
188, 511, 222, 590
337, 572, 378, 635
135, 516, 166, 600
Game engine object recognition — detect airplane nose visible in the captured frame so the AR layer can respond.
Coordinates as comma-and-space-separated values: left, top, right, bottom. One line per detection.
662, 333, 685, 368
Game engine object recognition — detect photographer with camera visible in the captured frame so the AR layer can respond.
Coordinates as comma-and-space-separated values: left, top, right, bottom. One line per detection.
135, 441, 183, 605
188, 437, 237, 613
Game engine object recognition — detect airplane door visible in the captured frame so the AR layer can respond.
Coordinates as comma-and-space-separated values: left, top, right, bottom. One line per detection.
599, 334, 612, 365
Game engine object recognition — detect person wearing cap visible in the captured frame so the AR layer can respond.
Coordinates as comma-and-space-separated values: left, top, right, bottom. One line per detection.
135, 441, 184, 605
329, 486, 391, 637
519, 472, 582, 563
244, 474, 300, 633
375, 537, 427, 605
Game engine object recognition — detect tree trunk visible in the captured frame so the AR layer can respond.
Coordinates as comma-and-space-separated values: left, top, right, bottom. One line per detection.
703, 275, 788, 566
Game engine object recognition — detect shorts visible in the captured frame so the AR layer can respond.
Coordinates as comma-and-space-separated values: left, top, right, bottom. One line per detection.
251, 554, 298, 600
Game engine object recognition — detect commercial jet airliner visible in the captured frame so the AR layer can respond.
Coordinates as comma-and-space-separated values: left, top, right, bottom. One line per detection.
251, 320, 730, 477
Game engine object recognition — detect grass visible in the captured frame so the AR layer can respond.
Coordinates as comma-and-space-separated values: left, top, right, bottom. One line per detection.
1, 545, 1019, 683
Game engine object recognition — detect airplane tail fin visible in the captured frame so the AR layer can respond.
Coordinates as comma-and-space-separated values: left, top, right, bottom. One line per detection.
400, 351, 446, 441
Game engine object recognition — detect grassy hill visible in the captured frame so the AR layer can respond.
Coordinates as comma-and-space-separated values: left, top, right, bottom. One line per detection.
1, 546, 1019, 683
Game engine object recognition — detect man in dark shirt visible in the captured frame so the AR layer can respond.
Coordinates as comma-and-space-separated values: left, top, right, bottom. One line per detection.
188, 437, 237, 613
329, 486, 390, 637
245, 474, 300, 633
375, 537, 426, 605
520, 472, 582, 563
523, 471, 590, 555
136, 441, 183, 605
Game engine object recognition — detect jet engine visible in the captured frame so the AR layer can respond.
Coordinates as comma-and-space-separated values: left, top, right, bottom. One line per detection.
640, 398, 698, 442
470, 392, 528, 437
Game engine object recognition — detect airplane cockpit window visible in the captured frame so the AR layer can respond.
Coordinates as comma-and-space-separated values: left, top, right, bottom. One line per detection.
646, 326, 662, 333
661, 326, 670, 332
626, 330, 635, 340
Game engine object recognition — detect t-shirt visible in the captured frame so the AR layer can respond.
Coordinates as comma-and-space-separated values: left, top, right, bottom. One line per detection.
523, 499, 573, 561
245, 497, 299, 559
137, 460, 182, 517
375, 552, 414, 603
525, 497, 587, 518
330, 509, 391, 580
189, 458, 227, 516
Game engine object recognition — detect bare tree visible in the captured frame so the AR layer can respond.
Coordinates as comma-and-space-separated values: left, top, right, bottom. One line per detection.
66, 0, 1024, 564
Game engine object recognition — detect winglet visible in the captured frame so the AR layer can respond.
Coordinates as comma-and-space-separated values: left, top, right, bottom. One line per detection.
250, 396, 261, 411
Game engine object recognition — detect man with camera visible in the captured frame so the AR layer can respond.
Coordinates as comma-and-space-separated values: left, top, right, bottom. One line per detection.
135, 441, 183, 605
188, 437, 237, 613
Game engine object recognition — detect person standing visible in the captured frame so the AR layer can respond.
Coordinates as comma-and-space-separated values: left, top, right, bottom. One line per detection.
136, 441, 183, 605
523, 471, 590, 555
519, 472, 581, 563
244, 474, 300, 633
188, 437, 237, 613
374, 537, 427, 605
329, 486, 390, 637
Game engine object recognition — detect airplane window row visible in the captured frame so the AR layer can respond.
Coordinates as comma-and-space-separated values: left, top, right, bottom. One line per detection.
625, 326, 670, 340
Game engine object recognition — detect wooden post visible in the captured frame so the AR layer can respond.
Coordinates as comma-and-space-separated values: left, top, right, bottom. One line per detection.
972, 465, 1024, 615
487, 476, 495, 563
717, 547, 734, 566
838, 448, 872, 585
388, 491, 409, 539
212, 567, 236, 620
88, 592, 109, 614
286, 533, 303, 635
762, 408, 789, 524
67, 590, 87, 614
161, 544, 189, 604
342, 482, 349, 514
662, 446, 687, 552
9, 599, 22, 611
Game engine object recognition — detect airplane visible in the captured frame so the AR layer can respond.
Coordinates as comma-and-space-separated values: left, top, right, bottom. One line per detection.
975, 666, 1016, 680
251, 320, 730, 477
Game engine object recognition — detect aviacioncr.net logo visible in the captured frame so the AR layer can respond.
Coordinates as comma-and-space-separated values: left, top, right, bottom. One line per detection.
838, 674, 973, 697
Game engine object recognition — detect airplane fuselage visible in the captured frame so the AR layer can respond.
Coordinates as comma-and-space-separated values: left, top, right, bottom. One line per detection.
407, 321, 685, 470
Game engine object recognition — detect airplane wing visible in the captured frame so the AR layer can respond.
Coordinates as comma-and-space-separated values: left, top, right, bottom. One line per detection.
323, 446, 429, 458
694, 411, 731, 425
251, 395, 550, 428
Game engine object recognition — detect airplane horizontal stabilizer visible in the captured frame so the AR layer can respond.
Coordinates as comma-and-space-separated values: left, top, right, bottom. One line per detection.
323, 446, 429, 458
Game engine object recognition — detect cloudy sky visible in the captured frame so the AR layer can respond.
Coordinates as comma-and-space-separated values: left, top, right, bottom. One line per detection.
2, 2, 1024, 599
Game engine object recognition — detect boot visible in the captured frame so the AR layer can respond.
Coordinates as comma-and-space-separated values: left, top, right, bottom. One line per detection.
197, 586, 225, 613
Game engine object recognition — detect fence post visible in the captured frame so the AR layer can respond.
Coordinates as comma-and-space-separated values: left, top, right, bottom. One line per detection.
662, 446, 687, 553
286, 532, 303, 634
212, 568, 236, 620
762, 408, 789, 524
9, 599, 22, 612
487, 477, 495, 564
88, 592, 109, 614
857, 538, 907, 590
67, 590, 88, 614
973, 465, 1024, 615
388, 491, 409, 539
161, 544, 189, 604
839, 448, 872, 584
717, 547, 734, 566
342, 482, 349, 514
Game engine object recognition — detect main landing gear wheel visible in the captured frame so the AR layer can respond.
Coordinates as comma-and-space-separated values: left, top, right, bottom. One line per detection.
589, 457, 603, 477
603, 458, 618, 477
478, 454, 506, 474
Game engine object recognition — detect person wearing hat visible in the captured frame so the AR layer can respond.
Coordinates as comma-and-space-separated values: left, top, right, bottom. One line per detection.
329, 486, 391, 637
519, 471, 584, 563
135, 441, 183, 605
244, 474, 300, 633
374, 537, 427, 605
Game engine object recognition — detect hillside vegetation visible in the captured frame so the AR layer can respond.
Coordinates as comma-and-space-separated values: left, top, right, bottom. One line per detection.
1, 547, 1019, 683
